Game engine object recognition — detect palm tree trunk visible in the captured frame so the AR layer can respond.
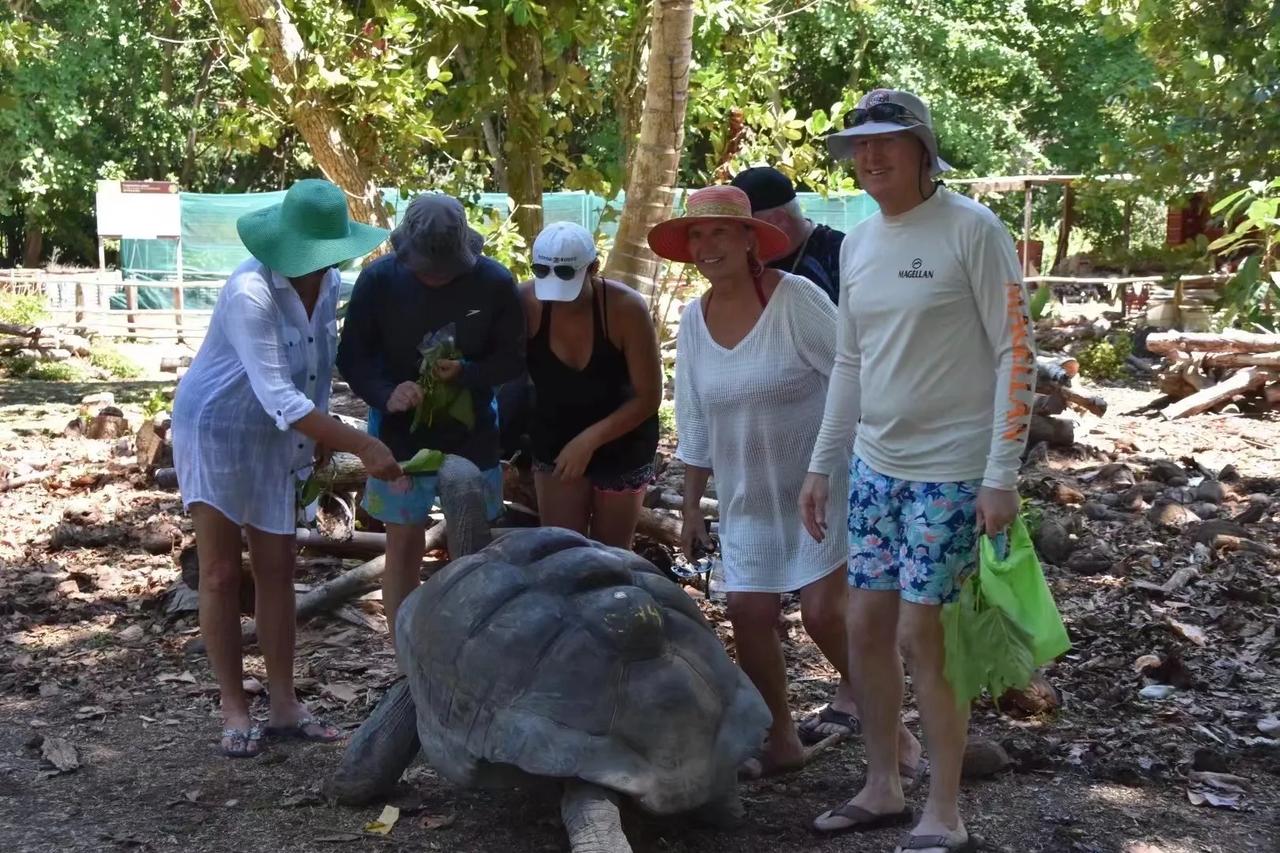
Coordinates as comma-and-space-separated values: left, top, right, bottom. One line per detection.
231, 0, 390, 229
603, 0, 694, 295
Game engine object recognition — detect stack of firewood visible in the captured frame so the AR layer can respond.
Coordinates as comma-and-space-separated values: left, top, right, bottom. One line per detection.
1146, 331, 1280, 420
1028, 355, 1108, 448
0, 321, 92, 362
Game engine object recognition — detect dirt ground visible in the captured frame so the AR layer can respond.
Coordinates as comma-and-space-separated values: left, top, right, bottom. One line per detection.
1, 359, 1278, 852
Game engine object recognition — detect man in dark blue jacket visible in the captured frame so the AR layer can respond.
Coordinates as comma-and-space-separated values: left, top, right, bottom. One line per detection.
337, 193, 524, 644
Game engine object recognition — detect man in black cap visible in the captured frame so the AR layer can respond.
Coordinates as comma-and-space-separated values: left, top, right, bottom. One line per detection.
337, 193, 525, 644
731, 166, 845, 303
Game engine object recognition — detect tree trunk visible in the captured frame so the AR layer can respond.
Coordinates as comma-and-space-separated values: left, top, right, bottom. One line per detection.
231, 0, 390, 230
22, 226, 42, 267
502, 17, 545, 244
603, 0, 695, 295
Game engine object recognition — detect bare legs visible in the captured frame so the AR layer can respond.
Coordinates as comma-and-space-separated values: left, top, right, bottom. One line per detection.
534, 470, 646, 548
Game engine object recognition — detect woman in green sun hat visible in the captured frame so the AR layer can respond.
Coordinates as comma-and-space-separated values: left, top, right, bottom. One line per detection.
172, 178, 403, 758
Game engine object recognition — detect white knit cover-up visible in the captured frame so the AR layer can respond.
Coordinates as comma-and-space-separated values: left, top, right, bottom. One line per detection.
674, 274, 850, 593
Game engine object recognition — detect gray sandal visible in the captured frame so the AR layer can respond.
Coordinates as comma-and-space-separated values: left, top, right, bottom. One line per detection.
221, 724, 263, 758
262, 716, 342, 742
896, 830, 978, 851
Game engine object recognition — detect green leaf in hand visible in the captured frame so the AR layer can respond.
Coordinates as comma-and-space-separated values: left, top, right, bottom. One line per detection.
401, 448, 445, 474
446, 387, 474, 429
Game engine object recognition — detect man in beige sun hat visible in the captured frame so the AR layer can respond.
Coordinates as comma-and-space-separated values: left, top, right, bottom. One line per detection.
801, 89, 1036, 852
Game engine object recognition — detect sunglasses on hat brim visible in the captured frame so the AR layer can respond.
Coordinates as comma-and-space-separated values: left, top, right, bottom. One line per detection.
532, 262, 585, 281
843, 102, 923, 129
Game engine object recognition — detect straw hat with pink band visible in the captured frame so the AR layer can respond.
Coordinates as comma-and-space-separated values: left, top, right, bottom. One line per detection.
646, 185, 790, 264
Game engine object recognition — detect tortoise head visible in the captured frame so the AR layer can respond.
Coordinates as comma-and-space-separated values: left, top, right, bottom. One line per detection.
437, 454, 494, 558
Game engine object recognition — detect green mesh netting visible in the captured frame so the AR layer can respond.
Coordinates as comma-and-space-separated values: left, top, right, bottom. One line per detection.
113, 189, 878, 310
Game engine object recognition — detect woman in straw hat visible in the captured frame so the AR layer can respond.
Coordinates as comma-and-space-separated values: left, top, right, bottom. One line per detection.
647, 185, 865, 777
172, 178, 402, 758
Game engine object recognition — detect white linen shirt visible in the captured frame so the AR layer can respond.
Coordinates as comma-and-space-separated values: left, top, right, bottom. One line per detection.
674, 274, 850, 593
171, 258, 340, 534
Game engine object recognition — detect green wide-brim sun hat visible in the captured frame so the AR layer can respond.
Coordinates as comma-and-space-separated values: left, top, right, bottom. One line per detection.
236, 178, 389, 277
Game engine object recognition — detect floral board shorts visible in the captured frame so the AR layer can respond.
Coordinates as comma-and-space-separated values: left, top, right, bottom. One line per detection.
361, 409, 504, 526
846, 456, 982, 605
531, 459, 657, 494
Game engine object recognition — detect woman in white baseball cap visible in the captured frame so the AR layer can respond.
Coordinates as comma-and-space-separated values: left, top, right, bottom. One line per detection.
518, 221, 663, 546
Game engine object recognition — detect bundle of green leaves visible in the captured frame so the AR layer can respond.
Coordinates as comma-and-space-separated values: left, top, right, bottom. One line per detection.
410, 327, 474, 433
941, 571, 1037, 710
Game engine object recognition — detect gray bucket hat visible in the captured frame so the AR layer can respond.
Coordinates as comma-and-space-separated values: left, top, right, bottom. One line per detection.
826, 89, 952, 177
390, 193, 484, 280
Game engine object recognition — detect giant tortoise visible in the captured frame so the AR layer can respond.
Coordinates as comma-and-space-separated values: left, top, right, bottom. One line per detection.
326, 456, 770, 852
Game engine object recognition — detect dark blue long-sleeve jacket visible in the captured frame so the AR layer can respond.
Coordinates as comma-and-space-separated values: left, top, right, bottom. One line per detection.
336, 254, 526, 469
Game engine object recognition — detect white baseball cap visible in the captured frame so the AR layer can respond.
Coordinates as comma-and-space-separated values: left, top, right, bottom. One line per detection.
531, 221, 597, 301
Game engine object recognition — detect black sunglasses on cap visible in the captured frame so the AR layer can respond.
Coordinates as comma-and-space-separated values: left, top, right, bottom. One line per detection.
532, 262, 583, 280
843, 102, 922, 129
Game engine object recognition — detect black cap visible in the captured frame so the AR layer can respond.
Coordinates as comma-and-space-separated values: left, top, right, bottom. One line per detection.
730, 167, 797, 213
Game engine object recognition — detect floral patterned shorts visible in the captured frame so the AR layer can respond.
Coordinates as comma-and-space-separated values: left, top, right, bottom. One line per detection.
363, 466, 505, 527
846, 456, 981, 605
531, 459, 656, 494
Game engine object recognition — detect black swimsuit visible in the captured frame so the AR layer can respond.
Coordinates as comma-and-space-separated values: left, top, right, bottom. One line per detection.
527, 281, 659, 491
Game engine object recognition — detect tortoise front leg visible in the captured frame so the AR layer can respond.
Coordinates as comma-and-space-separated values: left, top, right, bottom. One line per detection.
324, 679, 420, 805
560, 780, 632, 853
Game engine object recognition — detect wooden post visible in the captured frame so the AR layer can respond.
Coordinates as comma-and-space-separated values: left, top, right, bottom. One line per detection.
174, 237, 185, 345
126, 284, 138, 342
1022, 181, 1035, 279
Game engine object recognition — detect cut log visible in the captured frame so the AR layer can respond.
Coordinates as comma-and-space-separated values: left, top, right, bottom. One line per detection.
0, 322, 39, 337
1161, 367, 1267, 420
1199, 350, 1280, 370
1037, 380, 1106, 416
294, 527, 392, 559
309, 451, 369, 494
187, 547, 447, 653
1060, 386, 1107, 417
1267, 383, 1280, 408
1028, 414, 1074, 448
0, 471, 54, 492
1034, 390, 1067, 415
1034, 318, 1109, 351
160, 356, 192, 373
1146, 330, 1280, 355
646, 487, 719, 518
636, 507, 682, 548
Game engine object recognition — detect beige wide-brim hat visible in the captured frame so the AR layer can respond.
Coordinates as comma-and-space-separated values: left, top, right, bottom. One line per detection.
826, 89, 953, 177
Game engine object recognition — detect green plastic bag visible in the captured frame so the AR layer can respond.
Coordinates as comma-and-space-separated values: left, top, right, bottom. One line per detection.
978, 516, 1071, 666
942, 516, 1071, 707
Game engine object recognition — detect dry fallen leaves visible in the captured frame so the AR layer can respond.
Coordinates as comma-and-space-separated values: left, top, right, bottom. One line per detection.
1186, 770, 1250, 810
421, 813, 457, 831
322, 682, 360, 704
41, 736, 79, 773
364, 805, 400, 835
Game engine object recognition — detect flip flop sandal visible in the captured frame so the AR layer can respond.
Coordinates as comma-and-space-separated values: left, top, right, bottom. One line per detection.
221, 724, 263, 758
895, 830, 978, 851
813, 801, 914, 835
798, 705, 861, 745
262, 716, 343, 743
900, 756, 929, 794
